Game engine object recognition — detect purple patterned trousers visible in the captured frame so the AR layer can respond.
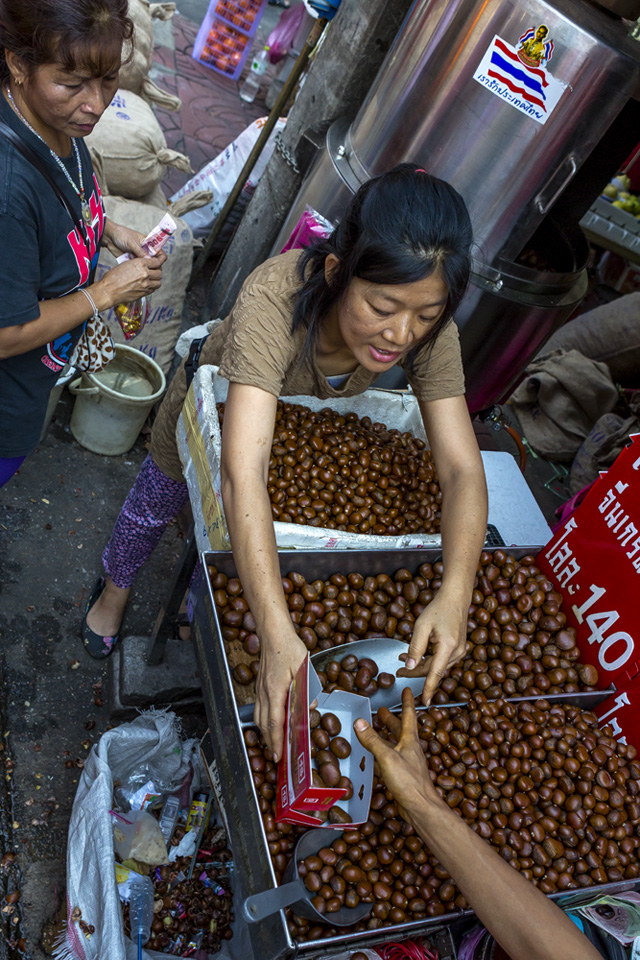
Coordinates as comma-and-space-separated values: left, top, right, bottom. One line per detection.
0, 455, 26, 489
103, 453, 189, 589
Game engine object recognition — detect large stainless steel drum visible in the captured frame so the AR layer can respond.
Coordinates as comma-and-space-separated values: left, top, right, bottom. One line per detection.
272, 0, 640, 411
345, 0, 640, 264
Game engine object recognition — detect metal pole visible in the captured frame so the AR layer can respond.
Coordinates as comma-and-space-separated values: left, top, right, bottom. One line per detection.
190, 17, 327, 282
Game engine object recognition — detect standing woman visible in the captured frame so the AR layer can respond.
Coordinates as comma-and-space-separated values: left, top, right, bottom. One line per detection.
86, 165, 489, 756
0, 0, 166, 489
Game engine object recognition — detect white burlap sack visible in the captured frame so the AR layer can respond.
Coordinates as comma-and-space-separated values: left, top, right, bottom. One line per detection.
87, 90, 191, 199
120, 0, 181, 111
53, 711, 200, 960
97, 195, 195, 373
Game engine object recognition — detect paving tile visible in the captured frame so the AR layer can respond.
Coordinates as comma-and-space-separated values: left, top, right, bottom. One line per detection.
150, 11, 269, 201
150, 44, 178, 73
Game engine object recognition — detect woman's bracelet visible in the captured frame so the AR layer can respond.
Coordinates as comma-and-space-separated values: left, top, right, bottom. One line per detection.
78, 286, 100, 323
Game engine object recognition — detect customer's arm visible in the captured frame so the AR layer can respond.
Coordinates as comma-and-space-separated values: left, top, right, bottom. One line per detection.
354, 689, 601, 960
221, 381, 307, 762
0, 216, 165, 359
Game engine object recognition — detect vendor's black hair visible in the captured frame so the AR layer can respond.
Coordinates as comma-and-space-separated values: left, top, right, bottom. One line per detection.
291, 163, 473, 368
0, 0, 133, 82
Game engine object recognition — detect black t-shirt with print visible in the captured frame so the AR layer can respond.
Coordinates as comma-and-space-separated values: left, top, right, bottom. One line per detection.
0, 93, 105, 458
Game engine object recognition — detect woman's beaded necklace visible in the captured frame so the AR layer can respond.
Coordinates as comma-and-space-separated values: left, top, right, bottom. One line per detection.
5, 85, 92, 226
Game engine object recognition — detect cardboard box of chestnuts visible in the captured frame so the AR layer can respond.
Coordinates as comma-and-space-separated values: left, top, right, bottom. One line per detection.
276, 656, 373, 827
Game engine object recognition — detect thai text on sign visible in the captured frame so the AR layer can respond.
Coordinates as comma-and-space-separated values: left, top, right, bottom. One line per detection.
537, 434, 640, 685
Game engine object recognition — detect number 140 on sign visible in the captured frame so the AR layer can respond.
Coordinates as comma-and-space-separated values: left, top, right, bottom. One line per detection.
572, 584, 634, 673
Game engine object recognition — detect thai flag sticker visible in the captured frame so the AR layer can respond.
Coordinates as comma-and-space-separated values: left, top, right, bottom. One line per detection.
473, 30, 567, 126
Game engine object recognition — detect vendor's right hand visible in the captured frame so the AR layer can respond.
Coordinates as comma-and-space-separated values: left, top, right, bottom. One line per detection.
92, 252, 166, 310
255, 630, 308, 763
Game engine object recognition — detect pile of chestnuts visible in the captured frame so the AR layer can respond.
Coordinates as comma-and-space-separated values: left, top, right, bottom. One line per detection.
120, 825, 234, 955
217, 400, 442, 535
215, 550, 601, 701
245, 697, 640, 941
318, 655, 396, 697
310, 709, 355, 825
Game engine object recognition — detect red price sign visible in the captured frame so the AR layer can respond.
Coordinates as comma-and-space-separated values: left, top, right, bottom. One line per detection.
594, 682, 640, 751
537, 434, 640, 685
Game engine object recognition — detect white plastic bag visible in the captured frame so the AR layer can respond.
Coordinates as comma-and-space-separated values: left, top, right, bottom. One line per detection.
111, 810, 168, 865
170, 117, 286, 238
54, 711, 201, 960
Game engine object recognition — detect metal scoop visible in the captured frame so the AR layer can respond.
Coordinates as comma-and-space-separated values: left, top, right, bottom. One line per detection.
242, 828, 372, 925
237, 637, 424, 724
312, 637, 426, 710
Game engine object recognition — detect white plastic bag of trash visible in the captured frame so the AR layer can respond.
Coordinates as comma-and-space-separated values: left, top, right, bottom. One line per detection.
170, 116, 287, 239
54, 710, 207, 960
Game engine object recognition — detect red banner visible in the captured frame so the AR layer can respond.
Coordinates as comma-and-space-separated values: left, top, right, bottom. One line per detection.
594, 681, 640, 751
537, 434, 640, 686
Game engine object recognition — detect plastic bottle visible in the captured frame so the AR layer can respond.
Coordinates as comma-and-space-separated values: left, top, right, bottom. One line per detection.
129, 874, 154, 950
239, 46, 270, 103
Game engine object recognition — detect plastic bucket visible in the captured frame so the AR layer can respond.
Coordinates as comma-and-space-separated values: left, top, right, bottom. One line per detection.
40, 363, 77, 441
69, 344, 166, 456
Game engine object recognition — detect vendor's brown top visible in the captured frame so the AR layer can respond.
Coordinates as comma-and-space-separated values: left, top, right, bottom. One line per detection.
151, 250, 466, 481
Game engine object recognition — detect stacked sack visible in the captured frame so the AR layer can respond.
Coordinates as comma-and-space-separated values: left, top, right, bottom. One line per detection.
86, 90, 192, 200
87, 87, 200, 376
87, 0, 217, 373
120, 0, 182, 111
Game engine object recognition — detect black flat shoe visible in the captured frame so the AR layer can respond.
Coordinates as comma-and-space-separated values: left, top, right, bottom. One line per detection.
80, 577, 121, 659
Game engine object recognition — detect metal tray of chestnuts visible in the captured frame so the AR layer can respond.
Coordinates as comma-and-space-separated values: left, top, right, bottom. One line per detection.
188, 547, 626, 960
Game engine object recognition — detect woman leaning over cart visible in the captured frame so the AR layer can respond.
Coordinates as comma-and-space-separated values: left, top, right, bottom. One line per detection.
0, 0, 165, 489
85, 164, 488, 761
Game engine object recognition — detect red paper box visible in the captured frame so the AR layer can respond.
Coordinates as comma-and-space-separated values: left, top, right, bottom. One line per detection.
537, 434, 640, 686
276, 656, 373, 828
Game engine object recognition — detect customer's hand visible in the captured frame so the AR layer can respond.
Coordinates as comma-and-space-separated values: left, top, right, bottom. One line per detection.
92, 254, 165, 310
102, 220, 148, 259
354, 687, 438, 829
396, 590, 469, 705
255, 627, 309, 763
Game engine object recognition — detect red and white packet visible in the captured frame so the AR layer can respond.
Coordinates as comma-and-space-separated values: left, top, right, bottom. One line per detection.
275, 655, 373, 828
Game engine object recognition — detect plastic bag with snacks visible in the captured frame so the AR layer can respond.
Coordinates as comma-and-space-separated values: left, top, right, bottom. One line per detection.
114, 214, 177, 340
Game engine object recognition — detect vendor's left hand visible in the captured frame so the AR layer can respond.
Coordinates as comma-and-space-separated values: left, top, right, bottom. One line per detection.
396, 590, 469, 705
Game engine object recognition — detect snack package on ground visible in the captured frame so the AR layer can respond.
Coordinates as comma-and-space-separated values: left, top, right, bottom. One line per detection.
170, 117, 286, 239
114, 213, 177, 340
276, 655, 373, 828
54, 710, 203, 960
